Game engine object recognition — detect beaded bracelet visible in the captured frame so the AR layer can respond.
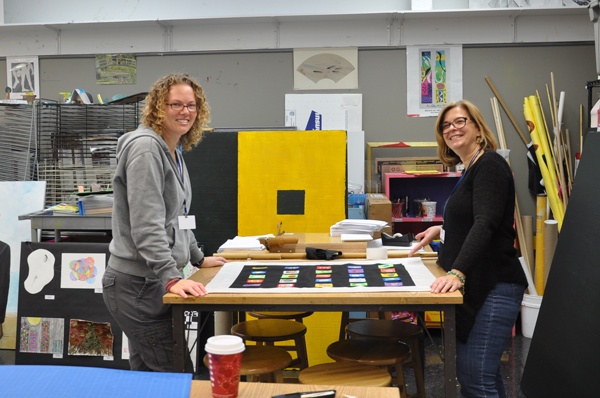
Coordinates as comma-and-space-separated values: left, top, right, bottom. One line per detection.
447, 270, 465, 285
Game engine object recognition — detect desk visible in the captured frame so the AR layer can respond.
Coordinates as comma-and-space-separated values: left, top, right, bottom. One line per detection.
191, 380, 400, 397
18, 212, 112, 242
165, 258, 462, 398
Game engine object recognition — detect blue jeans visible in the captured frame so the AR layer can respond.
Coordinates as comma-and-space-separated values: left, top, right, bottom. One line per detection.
456, 282, 525, 398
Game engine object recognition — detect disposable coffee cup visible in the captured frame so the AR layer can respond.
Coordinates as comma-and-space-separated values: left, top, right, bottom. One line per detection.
421, 201, 437, 218
205, 335, 245, 398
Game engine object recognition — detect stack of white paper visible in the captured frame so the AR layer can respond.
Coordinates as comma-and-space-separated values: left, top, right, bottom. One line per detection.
329, 219, 388, 237
217, 236, 269, 252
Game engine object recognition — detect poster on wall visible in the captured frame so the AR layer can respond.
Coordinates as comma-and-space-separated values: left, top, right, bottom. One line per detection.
60, 253, 106, 290
293, 47, 358, 90
95, 53, 137, 85
0, 181, 46, 349
406, 45, 463, 118
6, 56, 40, 100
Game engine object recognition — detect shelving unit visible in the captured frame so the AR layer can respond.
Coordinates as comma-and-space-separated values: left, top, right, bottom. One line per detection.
34, 101, 142, 208
383, 171, 461, 234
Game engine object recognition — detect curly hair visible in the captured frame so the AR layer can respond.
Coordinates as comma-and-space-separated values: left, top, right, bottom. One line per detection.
142, 73, 210, 152
434, 99, 498, 167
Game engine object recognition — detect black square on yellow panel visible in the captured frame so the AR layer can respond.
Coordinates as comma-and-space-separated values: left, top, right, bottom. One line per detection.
277, 190, 305, 215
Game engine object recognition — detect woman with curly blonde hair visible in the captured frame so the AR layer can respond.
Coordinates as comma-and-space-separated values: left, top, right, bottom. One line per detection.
103, 73, 226, 372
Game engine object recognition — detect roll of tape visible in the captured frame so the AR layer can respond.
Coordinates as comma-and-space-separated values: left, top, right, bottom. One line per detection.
366, 247, 388, 260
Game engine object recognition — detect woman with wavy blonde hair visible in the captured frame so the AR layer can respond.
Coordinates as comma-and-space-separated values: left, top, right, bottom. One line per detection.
103, 73, 226, 372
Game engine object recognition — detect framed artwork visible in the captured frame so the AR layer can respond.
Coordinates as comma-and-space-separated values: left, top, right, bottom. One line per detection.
6, 56, 40, 100
293, 47, 358, 90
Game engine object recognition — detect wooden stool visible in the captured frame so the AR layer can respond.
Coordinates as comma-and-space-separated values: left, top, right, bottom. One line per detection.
346, 319, 426, 398
338, 311, 411, 340
231, 319, 309, 370
299, 362, 392, 387
203, 345, 292, 383
247, 311, 314, 323
327, 338, 411, 398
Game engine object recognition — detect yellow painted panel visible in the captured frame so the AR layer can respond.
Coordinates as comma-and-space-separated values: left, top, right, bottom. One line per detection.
246, 312, 343, 367
238, 130, 347, 236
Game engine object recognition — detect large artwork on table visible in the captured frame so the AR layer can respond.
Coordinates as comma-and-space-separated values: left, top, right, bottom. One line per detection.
205, 258, 436, 293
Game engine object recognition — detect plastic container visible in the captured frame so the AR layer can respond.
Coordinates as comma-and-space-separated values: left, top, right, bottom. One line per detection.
521, 293, 543, 338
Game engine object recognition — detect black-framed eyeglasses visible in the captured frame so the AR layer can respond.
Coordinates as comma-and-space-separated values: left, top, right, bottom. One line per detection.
441, 117, 471, 133
166, 103, 198, 112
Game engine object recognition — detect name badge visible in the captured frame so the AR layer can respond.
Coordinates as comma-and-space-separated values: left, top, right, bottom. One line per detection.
440, 227, 445, 244
178, 215, 196, 230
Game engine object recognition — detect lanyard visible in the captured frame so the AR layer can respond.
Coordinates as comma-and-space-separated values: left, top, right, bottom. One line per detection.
175, 149, 188, 216
443, 147, 482, 220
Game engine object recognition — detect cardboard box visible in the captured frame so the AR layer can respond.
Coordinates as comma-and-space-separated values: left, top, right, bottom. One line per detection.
373, 157, 445, 192
366, 193, 392, 236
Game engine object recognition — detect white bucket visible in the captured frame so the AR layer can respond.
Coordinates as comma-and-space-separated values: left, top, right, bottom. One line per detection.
521, 293, 542, 338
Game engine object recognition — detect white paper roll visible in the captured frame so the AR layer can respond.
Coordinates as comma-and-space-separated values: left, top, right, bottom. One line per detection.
366, 247, 388, 260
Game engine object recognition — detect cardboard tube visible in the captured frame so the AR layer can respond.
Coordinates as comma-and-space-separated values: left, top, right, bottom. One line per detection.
214, 312, 233, 335
543, 220, 559, 288
521, 215, 535, 277
535, 195, 547, 295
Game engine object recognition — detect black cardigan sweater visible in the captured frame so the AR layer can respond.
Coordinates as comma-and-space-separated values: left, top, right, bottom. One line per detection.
438, 150, 528, 342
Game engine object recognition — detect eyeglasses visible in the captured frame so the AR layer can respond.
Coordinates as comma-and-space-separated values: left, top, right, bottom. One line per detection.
166, 103, 198, 112
441, 117, 471, 133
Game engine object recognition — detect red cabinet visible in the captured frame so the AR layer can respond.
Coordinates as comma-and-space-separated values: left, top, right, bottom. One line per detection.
383, 172, 461, 235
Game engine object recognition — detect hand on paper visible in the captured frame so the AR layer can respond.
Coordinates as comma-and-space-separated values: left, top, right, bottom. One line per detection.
431, 271, 465, 294
407, 225, 442, 257
202, 256, 228, 268
169, 279, 208, 298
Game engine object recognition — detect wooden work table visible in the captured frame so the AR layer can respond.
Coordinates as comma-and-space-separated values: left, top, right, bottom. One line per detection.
165, 257, 462, 398
190, 380, 400, 397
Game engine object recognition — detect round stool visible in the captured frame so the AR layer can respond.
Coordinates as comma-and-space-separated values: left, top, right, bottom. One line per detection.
346, 319, 426, 398
247, 311, 314, 323
203, 345, 292, 383
327, 338, 411, 398
231, 319, 309, 370
299, 362, 392, 387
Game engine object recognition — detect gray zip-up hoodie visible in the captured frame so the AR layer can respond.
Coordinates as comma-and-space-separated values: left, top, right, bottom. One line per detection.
108, 125, 203, 285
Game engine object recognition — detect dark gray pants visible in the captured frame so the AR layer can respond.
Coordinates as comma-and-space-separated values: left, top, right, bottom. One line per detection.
102, 266, 193, 372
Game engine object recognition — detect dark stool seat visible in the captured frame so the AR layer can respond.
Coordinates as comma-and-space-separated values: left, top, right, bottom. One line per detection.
346, 319, 426, 398
231, 319, 309, 370
299, 361, 392, 387
327, 338, 411, 398
247, 311, 314, 323
203, 345, 292, 383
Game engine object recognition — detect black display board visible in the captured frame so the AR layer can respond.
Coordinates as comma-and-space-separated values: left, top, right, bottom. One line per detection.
185, 131, 238, 256
521, 132, 600, 397
16, 241, 129, 369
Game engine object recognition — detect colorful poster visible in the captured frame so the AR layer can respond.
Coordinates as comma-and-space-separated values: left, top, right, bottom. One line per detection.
407, 45, 463, 117
19, 316, 64, 355
60, 253, 106, 290
68, 319, 114, 357
421, 50, 432, 104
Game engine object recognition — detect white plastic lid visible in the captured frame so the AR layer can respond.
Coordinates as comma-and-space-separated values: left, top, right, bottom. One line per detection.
205, 335, 245, 355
